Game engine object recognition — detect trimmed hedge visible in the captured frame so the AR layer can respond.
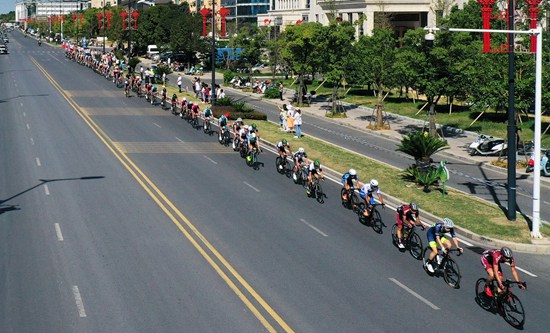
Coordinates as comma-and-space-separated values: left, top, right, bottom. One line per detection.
211, 104, 267, 120
263, 87, 280, 99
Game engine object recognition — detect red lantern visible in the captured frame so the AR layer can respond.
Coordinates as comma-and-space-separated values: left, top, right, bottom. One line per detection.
121, 11, 128, 30
218, 7, 230, 37
106, 13, 112, 29
132, 11, 139, 30
525, 0, 542, 52
79, 14, 84, 28
97, 13, 103, 29
199, 7, 212, 37
72, 14, 77, 27
476, 0, 496, 53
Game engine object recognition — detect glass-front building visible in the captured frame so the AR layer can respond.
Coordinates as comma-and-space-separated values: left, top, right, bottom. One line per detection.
223, 0, 270, 33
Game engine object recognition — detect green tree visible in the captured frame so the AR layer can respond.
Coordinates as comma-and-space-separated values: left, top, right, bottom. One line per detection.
230, 25, 267, 73
280, 22, 325, 105
320, 21, 355, 113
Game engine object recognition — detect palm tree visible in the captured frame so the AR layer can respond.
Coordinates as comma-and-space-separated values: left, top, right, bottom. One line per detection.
397, 131, 449, 169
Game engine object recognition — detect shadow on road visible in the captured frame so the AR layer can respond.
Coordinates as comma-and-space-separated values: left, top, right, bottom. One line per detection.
0, 176, 105, 206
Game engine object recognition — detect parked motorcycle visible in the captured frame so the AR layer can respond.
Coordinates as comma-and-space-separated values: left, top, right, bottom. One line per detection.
468, 134, 507, 156
526, 149, 550, 176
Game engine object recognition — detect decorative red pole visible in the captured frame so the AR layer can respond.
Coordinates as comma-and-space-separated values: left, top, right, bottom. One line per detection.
477, 0, 496, 53
526, 0, 542, 52
79, 14, 84, 28
132, 11, 139, 31
199, 7, 211, 37
106, 13, 112, 29
218, 7, 230, 37
72, 14, 77, 27
97, 13, 103, 29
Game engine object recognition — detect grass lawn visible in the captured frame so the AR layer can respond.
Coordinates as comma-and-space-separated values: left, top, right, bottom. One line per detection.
257, 120, 532, 243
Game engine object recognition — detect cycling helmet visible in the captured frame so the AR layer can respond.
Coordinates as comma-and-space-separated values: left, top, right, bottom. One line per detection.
236, 117, 242, 122
225, 113, 230, 117
282, 139, 288, 145
409, 202, 418, 211
442, 218, 454, 229
298, 147, 305, 154
501, 247, 513, 259
370, 179, 379, 188
244, 125, 249, 130
183, 97, 187, 101
314, 160, 320, 167
349, 168, 357, 176
251, 123, 257, 130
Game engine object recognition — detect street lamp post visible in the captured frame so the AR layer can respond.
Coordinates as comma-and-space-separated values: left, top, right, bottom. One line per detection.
424, 26, 544, 239
102, 0, 106, 53
211, 1, 217, 105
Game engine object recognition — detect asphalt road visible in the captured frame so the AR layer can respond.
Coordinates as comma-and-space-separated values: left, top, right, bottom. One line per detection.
176, 70, 550, 224
1, 32, 549, 332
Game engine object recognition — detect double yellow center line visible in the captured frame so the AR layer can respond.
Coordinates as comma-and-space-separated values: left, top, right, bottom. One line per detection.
31, 56, 294, 333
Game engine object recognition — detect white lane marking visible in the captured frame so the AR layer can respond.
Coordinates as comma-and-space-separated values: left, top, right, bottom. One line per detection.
505, 262, 537, 277
35, 157, 41, 166
389, 278, 440, 310
44, 184, 50, 195
457, 237, 474, 247
30, 137, 34, 145
20, 102, 23, 107
203, 155, 218, 165
299, 218, 328, 237
23, 112, 26, 117
243, 181, 260, 192
544, 201, 550, 205
71, 286, 87, 317
175, 136, 184, 143
153, 122, 161, 128
54, 223, 64, 241
26, 123, 30, 130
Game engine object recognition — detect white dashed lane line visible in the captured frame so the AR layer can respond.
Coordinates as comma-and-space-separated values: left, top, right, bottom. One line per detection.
175, 137, 184, 143
26, 123, 30, 130
203, 155, 218, 165
505, 262, 538, 277
299, 218, 328, 237
243, 181, 260, 192
71, 286, 87, 317
44, 184, 50, 195
30, 137, 34, 145
54, 223, 64, 241
153, 122, 161, 128
389, 278, 440, 310
35, 157, 41, 166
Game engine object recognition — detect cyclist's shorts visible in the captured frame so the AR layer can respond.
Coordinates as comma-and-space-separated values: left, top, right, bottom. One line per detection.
359, 191, 375, 205
481, 256, 502, 272
427, 234, 447, 248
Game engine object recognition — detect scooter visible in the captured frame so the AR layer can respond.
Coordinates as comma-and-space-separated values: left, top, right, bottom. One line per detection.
526, 149, 550, 176
468, 134, 507, 156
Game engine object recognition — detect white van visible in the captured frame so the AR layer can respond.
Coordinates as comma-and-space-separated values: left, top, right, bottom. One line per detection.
147, 45, 159, 59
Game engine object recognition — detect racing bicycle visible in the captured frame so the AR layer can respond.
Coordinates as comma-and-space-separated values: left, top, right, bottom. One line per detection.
422, 248, 462, 288
475, 279, 526, 329
391, 224, 423, 260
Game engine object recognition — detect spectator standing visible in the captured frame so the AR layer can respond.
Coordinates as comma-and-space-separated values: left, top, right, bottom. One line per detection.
294, 108, 303, 138
278, 82, 284, 101
217, 88, 225, 99
177, 74, 182, 93
287, 103, 295, 133
194, 78, 201, 99
145, 68, 150, 84
140, 66, 144, 80
162, 72, 167, 87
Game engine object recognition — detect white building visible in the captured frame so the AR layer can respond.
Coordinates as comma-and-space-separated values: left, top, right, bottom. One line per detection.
258, 0, 467, 37
16, 1, 91, 22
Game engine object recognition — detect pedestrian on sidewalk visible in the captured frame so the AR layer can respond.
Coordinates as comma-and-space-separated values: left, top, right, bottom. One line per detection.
278, 82, 284, 101
140, 66, 144, 80
162, 72, 167, 87
177, 74, 182, 93
145, 68, 150, 84
294, 108, 302, 138
287, 103, 295, 133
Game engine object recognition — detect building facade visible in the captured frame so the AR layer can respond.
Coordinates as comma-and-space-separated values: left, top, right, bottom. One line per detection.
16, 1, 91, 22
257, 0, 467, 37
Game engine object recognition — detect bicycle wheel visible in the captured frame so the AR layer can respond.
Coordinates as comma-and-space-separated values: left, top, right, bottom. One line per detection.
408, 232, 423, 260
276, 156, 284, 174
475, 278, 494, 311
501, 293, 525, 328
370, 208, 383, 234
443, 258, 461, 289
293, 170, 300, 184
340, 188, 350, 208
246, 153, 254, 167
391, 224, 399, 247
315, 183, 324, 204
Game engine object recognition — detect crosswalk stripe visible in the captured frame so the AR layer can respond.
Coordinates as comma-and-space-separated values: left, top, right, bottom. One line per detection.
113, 142, 232, 154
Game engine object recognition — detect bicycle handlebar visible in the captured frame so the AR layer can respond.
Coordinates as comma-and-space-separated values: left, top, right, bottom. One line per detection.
504, 280, 527, 288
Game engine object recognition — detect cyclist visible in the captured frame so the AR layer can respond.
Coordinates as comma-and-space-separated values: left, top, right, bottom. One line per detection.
247, 132, 261, 161
481, 247, 525, 297
306, 160, 324, 195
425, 218, 463, 273
249, 123, 260, 138
161, 87, 168, 106
359, 179, 384, 218
232, 117, 244, 148
293, 147, 308, 178
191, 102, 200, 125
145, 82, 152, 101
170, 93, 178, 113
276, 139, 292, 170
238, 125, 250, 149
124, 77, 130, 96
218, 112, 230, 140
396, 202, 424, 249
151, 85, 159, 103
341, 169, 359, 201
202, 106, 213, 130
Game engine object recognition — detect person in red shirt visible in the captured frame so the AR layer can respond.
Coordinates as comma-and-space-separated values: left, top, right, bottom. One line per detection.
481, 247, 525, 296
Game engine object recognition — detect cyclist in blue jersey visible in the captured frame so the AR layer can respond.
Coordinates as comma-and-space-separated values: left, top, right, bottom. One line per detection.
341, 169, 359, 201
425, 218, 463, 273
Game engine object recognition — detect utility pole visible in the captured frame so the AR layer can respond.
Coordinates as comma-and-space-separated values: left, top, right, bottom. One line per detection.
211, 0, 216, 105
506, 0, 517, 221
